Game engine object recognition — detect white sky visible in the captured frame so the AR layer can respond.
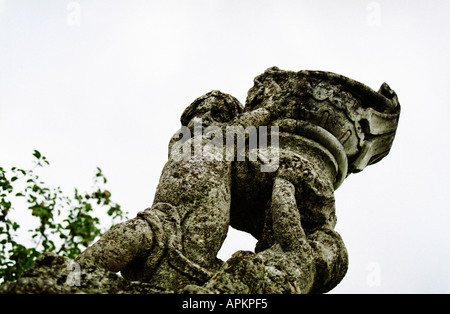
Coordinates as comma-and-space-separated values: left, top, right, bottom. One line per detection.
1, 0, 449, 293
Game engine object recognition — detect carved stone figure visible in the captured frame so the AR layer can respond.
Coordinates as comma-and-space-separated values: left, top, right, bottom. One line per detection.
76, 90, 276, 291
0, 67, 400, 294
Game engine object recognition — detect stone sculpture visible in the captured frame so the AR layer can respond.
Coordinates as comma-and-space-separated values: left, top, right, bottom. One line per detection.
202, 67, 400, 293
0, 67, 400, 294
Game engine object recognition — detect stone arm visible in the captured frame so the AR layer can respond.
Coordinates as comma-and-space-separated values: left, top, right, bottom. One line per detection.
230, 107, 273, 129
270, 177, 306, 251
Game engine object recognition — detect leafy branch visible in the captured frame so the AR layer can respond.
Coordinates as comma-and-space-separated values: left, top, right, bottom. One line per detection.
0, 150, 128, 283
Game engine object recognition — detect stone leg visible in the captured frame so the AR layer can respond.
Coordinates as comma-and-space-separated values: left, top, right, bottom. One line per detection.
76, 216, 153, 273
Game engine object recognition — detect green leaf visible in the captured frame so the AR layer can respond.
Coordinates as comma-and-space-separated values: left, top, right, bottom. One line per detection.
42, 156, 50, 165
12, 222, 20, 231
33, 150, 41, 159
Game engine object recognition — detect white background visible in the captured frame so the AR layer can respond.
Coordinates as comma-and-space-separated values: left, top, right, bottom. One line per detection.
1, 0, 449, 293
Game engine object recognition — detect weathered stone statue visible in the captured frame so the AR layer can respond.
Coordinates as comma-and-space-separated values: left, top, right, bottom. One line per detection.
0, 67, 400, 294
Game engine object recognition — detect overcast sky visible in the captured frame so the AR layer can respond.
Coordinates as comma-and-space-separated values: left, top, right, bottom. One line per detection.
1, 0, 449, 293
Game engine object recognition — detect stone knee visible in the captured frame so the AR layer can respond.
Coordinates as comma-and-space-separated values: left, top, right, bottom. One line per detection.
307, 228, 348, 293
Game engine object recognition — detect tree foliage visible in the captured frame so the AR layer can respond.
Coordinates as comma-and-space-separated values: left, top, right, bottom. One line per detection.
0, 150, 127, 283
